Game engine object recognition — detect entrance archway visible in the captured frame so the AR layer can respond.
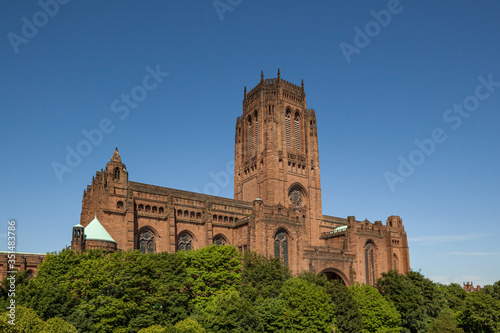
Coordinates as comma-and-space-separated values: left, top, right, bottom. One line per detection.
320, 268, 348, 285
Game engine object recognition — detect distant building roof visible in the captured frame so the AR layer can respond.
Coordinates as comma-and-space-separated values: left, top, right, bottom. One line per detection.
84, 216, 116, 243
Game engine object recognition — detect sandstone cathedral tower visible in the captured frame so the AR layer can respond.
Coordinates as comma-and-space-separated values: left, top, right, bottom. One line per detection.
72, 71, 410, 285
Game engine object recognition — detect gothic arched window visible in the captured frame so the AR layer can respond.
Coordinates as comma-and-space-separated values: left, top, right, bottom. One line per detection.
285, 110, 291, 148
213, 235, 227, 246
294, 112, 300, 150
114, 167, 120, 180
138, 229, 155, 254
254, 111, 258, 152
274, 229, 289, 266
365, 242, 375, 285
177, 232, 193, 251
247, 115, 253, 155
393, 253, 398, 272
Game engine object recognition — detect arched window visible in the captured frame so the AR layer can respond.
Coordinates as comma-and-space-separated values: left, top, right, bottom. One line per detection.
117, 201, 123, 209
393, 254, 398, 272
248, 115, 253, 155
213, 214, 217, 221
224, 216, 228, 222
294, 112, 300, 150
218, 215, 223, 222
285, 110, 291, 148
274, 229, 289, 266
145, 205, 151, 212
213, 235, 227, 246
159, 207, 164, 214
152, 206, 157, 213
254, 111, 258, 152
114, 167, 120, 180
138, 229, 155, 254
138, 204, 144, 212
196, 212, 201, 219
184, 210, 188, 217
177, 232, 193, 251
177, 209, 182, 217
365, 242, 375, 285
190, 211, 195, 218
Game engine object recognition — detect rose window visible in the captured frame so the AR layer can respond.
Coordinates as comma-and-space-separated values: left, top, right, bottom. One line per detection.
289, 189, 303, 206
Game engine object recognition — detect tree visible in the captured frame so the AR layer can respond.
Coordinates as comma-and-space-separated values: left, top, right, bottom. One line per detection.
276, 278, 335, 332
183, 245, 243, 306
299, 272, 363, 333
428, 309, 464, 333
376, 270, 427, 333
439, 283, 467, 312
406, 271, 446, 319
41, 317, 78, 333
456, 290, 500, 333
350, 283, 401, 333
194, 287, 256, 332
240, 251, 290, 301
173, 318, 206, 333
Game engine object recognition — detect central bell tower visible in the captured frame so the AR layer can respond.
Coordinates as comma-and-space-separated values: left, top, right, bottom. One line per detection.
234, 70, 323, 243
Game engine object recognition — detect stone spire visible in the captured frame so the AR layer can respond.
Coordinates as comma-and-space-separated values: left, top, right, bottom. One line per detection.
261, 70, 264, 82
110, 147, 122, 163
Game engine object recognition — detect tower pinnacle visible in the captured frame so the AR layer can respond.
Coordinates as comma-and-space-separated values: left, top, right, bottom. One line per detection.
111, 147, 121, 163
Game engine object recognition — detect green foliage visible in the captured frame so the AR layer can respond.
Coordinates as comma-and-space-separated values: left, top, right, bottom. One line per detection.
428, 309, 464, 333
253, 297, 287, 332
173, 318, 206, 333
9, 305, 45, 332
277, 278, 335, 332
350, 283, 401, 333
483, 280, 500, 302
41, 316, 78, 333
299, 272, 363, 333
0, 305, 76, 333
195, 287, 255, 332
18, 250, 192, 331
456, 290, 500, 333
377, 270, 428, 333
138, 324, 173, 333
7, 247, 500, 333
439, 283, 467, 312
183, 245, 243, 306
407, 271, 446, 318
240, 251, 291, 301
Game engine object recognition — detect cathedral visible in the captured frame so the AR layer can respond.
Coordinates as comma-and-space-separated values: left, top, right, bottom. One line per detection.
71, 70, 410, 285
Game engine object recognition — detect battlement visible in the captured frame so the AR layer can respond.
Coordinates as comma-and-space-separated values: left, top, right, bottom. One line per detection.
244, 70, 305, 107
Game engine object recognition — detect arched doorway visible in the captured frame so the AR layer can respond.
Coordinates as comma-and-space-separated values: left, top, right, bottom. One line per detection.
320, 268, 348, 285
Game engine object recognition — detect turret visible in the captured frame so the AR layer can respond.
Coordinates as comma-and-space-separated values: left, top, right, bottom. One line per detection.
71, 223, 85, 252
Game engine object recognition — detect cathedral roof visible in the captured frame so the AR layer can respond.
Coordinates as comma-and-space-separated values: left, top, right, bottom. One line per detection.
84, 216, 116, 243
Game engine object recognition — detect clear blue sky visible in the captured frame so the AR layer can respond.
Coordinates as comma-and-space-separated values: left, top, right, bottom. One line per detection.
1, 1, 499, 286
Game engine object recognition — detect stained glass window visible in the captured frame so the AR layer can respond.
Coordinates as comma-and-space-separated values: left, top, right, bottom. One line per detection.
177, 233, 193, 251
138, 229, 155, 254
274, 230, 289, 267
